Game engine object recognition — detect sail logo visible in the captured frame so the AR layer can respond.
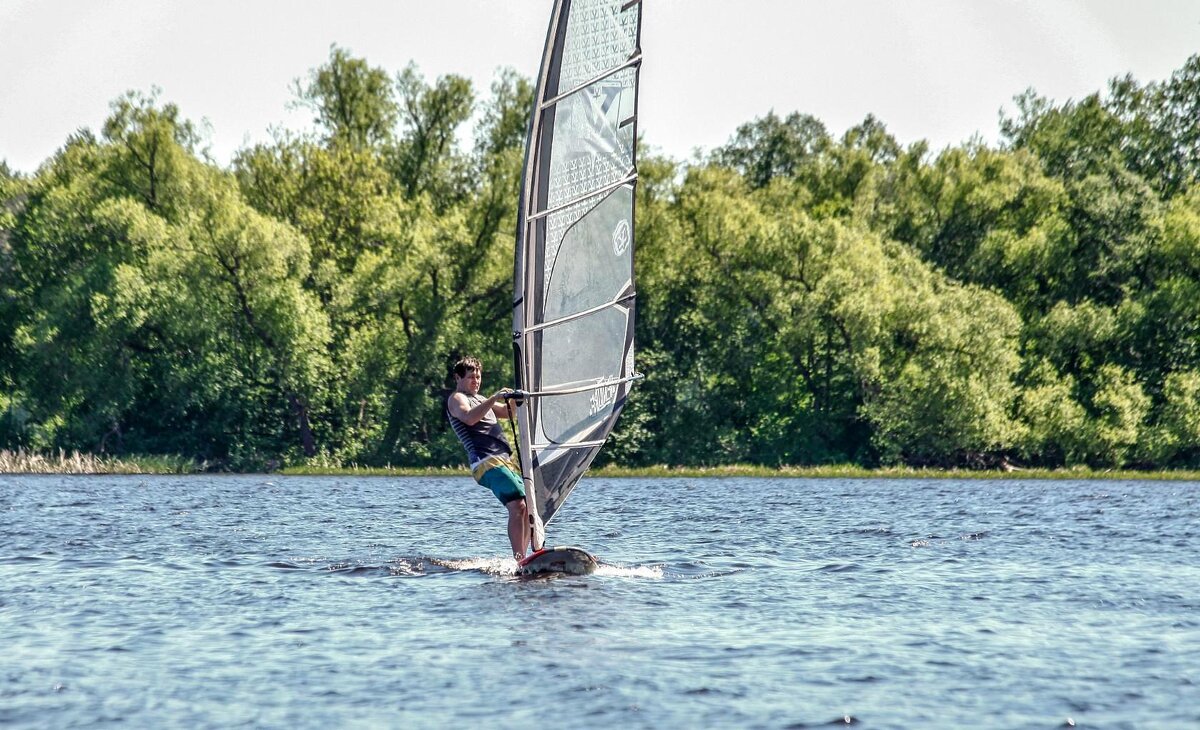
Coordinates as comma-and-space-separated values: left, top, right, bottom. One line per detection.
589, 377, 620, 415
612, 219, 630, 256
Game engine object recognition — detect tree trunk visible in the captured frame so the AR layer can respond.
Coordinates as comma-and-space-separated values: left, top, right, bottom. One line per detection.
289, 393, 317, 457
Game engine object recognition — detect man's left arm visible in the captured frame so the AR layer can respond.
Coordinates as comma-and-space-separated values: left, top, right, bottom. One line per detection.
491, 390, 522, 418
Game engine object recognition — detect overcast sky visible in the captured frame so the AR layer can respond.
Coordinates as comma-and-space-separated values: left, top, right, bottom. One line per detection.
2, 0, 1198, 173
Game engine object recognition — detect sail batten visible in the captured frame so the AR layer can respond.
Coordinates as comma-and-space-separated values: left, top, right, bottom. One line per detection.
531, 438, 612, 452
527, 171, 638, 221
519, 291, 635, 335
513, 0, 643, 550
521, 371, 644, 398
539, 53, 643, 111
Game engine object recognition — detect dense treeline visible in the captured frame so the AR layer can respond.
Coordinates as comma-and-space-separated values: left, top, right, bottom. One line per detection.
2, 49, 1199, 469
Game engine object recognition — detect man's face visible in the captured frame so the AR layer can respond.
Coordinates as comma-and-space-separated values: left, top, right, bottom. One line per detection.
457, 368, 482, 395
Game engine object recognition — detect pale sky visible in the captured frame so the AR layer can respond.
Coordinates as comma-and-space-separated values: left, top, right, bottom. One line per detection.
1, 0, 1198, 173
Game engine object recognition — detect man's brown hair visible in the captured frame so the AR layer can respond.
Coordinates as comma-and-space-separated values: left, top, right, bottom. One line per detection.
453, 356, 482, 378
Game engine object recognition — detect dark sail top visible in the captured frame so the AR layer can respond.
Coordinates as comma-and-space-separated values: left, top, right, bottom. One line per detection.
512, 0, 643, 548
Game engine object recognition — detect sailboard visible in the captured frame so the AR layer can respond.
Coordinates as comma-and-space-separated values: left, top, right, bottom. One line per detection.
511, 0, 644, 562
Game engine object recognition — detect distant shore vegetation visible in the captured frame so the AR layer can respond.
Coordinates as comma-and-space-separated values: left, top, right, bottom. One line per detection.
3, 449, 1198, 481
0, 449, 201, 475
280, 463, 1200, 482
3, 48, 1200, 472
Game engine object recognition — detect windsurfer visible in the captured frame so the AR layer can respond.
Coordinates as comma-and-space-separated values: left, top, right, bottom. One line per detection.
446, 356, 529, 561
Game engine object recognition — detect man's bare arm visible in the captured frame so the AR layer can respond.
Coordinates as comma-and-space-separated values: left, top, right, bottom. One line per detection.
492, 398, 512, 418
449, 390, 514, 425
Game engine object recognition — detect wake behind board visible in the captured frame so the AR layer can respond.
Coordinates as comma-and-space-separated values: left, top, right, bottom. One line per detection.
517, 546, 598, 576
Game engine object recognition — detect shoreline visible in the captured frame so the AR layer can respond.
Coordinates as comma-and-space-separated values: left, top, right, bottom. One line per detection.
279, 463, 1200, 481
3, 451, 1199, 480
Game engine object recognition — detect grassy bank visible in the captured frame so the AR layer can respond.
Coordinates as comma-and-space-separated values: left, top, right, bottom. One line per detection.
0, 449, 203, 475
589, 464, 1200, 480
281, 462, 1200, 481
280, 464, 470, 477
3, 450, 1199, 480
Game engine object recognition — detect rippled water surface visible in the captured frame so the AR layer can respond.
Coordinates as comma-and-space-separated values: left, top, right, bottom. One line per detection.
2, 475, 1197, 728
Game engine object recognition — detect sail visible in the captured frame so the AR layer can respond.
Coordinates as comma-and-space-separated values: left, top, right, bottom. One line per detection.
512, 0, 643, 550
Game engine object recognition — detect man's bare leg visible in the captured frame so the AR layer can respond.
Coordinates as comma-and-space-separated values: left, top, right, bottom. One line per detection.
506, 498, 528, 561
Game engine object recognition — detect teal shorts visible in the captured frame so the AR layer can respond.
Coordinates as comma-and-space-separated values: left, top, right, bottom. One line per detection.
478, 464, 526, 505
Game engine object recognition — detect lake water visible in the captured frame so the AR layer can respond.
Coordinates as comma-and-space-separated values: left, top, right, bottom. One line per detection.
1, 475, 1197, 728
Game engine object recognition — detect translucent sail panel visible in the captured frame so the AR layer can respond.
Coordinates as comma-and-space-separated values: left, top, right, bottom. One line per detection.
536, 304, 631, 445
544, 65, 637, 213
534, 444, 602, 524
557, 0, 640, 94
543, 186, 633, 321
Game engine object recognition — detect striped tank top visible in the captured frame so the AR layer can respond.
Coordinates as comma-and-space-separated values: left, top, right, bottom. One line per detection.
447, 393, 512, 467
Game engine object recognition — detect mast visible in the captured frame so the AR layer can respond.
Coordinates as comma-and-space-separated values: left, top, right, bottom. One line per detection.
513, 0, 566, 552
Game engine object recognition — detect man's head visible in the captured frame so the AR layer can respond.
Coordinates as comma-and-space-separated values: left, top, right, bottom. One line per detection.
453, 356, 482, 394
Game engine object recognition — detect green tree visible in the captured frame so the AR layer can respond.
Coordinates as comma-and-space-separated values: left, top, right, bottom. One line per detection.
10, 51, 1200, 471
388, 64, 475, 203
294, 45, 399, 149
1027, 301, 1118, 382
1084, 364, 1150, 467
713, 111, 830, 190
1150, 370, 1200, 466
1103, 55, 1200, 197
1016, 361, 1089, 466
1, 166, 27, 446
631, 161, 1023, 467
1113, 189, 1200, 392
120, 172, 331, 461
1019, 361, 1149, 468
6, 94, 331, 463
874, 144, 1072, 313
235, 138, 397, 294
330, 68, 527, 463
4, 129, 154, 451
101, 89, 203, 220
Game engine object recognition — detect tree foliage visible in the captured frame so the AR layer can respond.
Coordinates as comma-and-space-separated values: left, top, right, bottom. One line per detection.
3, 49, 1200, 469
294, 45, 399, 149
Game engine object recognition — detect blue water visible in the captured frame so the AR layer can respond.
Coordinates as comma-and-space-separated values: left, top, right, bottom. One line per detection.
1, 475, 1197, 728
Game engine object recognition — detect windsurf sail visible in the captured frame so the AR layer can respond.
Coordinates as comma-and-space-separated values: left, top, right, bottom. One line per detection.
512, 0, 643, 551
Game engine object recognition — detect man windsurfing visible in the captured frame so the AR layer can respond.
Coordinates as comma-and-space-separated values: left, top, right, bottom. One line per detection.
446, 356, 529, 561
